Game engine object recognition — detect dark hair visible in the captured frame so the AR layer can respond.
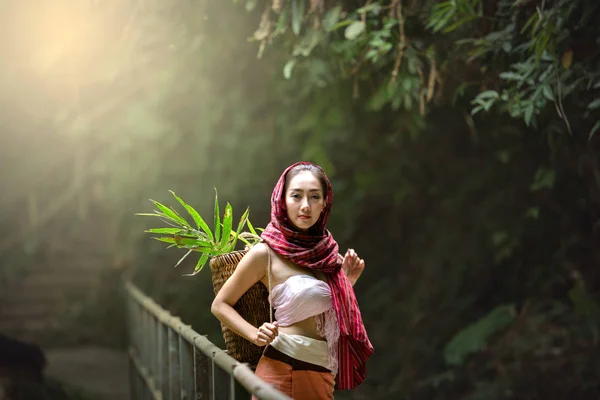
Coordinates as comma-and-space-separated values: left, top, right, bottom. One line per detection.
284, 164, 328, 196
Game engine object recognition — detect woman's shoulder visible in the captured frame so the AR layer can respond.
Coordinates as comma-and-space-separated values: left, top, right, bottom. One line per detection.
243, 242, 270, 262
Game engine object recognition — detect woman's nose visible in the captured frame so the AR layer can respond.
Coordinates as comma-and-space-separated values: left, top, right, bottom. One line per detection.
300, 197, 310, 209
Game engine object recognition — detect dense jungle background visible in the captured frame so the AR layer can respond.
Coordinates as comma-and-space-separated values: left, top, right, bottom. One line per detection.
1, 0, 599, 399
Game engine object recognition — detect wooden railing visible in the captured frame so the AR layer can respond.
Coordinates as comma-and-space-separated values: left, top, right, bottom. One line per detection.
125, 282, 291, 400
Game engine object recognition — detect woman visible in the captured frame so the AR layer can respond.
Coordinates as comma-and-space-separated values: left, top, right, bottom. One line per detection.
211, 162, 373, 399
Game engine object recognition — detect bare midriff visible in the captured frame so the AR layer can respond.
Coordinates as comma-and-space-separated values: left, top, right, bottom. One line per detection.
279, 316, 325, 340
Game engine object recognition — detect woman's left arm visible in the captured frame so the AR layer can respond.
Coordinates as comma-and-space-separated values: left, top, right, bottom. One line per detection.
341, 248, 365, 286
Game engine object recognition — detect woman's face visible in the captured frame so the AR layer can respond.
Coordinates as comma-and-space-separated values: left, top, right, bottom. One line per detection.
285, 170, 325, 231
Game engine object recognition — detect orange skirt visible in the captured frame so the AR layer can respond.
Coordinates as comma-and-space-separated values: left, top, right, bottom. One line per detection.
252, 352, 335, 400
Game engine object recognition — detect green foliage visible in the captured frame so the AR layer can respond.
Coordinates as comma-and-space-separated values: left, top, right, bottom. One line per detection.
427, 0, 482, 33
444, 304, 516, 366
427, 0, 598, 134
530, 167, 556, 192
238, 0, 598, 140
137, 190, 261, 275
569, 273, 600, 326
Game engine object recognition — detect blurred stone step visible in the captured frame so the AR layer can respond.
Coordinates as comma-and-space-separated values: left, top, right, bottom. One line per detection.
45, 235, 114, 249
0, 303, 60, 320
32, 259, 109, 270
19, 272, 100, 289
1, 285, 97, 306
45, 247, 114, 259
0, 317, 61, 336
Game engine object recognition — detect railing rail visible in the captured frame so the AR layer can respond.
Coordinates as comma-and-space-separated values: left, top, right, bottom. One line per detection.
125, 281, 291, 400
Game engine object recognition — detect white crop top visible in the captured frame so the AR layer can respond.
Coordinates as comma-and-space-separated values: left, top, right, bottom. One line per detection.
268, 275, 340, 374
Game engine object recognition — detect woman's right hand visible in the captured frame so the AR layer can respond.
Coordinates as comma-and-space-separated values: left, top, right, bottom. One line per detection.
253, 321, 279, 346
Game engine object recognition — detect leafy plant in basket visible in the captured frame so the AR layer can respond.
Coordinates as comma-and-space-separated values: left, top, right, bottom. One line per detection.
136, 190, 271, 369
136, 189, 263, 276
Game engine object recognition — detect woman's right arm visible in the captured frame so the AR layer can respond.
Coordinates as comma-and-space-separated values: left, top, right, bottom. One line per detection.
211, 243, 278, 346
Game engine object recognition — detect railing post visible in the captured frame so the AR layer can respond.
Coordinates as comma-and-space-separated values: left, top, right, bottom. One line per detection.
159, 323, 169, 397
229, 374, 236, 400
194, 345, 211, 400
140, 308, 149, 400
169, 328, 181, 399
213, 360, 230, 399
151, 315, 159, 393
179, 334, 194, 399
144, 310, 154, 400
142, 310, 148, 379
135, 303, 146, 399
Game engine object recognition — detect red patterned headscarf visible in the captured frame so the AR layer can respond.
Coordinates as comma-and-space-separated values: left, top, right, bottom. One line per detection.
261, 161, 374, 390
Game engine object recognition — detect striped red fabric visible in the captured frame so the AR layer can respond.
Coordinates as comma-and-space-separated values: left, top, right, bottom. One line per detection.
261, 162, 374, 390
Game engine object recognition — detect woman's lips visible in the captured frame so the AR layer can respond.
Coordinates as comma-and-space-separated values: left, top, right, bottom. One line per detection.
298, 215, 310, 220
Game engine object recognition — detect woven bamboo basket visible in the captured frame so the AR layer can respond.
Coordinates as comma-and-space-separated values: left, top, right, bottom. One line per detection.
209, 249, 271, 369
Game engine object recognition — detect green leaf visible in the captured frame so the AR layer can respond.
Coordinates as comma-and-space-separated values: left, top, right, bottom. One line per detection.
230, 231, 252, 247
292, 29, 322, 57
541, 84, 554, 101
135, 212, 183, 227
169, 191, 214, 242
499, 71, 523, 81
526, 207, 540, 219
530, 167, 555, 191
589, 121, 600, 142
143, 227, 186, 234
427, 3, 455, 33
184, 252, 210, 276
568, 278, 600, 320
471, 104, 484, 115
442, 14, 476, 33
273, 8, 288, 36
497, 150, 510, 164
588, 98, 600, 110
220, 203, 233, 250
345, 21, 365, 40
476, 90, 499, 100
189, 248, 217, 256
323, 6, 342, 32
152, 236, 177, 244
283, 59, 297, 79
492, 231, 508, 246
231, 207, 249, 251
247, 218, 258, 236
150, 200, 190, 227
291, 0, 304, 36
520, 13, 538, 34
524, 103, 534, 126
471, 91, 498, 114
214, 188, 221, 243
245, 0, 257, 12
174, 235, 212, 249
329, 20, 354, 31
444, 304, 516, 366
174, 249, 193, 268
357, 3, 381, 14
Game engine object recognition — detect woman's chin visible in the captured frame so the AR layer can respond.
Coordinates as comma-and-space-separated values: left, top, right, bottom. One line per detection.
292, 219, 314, 231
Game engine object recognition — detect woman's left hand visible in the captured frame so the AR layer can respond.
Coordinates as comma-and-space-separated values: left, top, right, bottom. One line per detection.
342, 249, 365, 286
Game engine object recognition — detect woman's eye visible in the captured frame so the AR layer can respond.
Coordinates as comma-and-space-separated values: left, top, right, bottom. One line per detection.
312, 196, 321, 200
